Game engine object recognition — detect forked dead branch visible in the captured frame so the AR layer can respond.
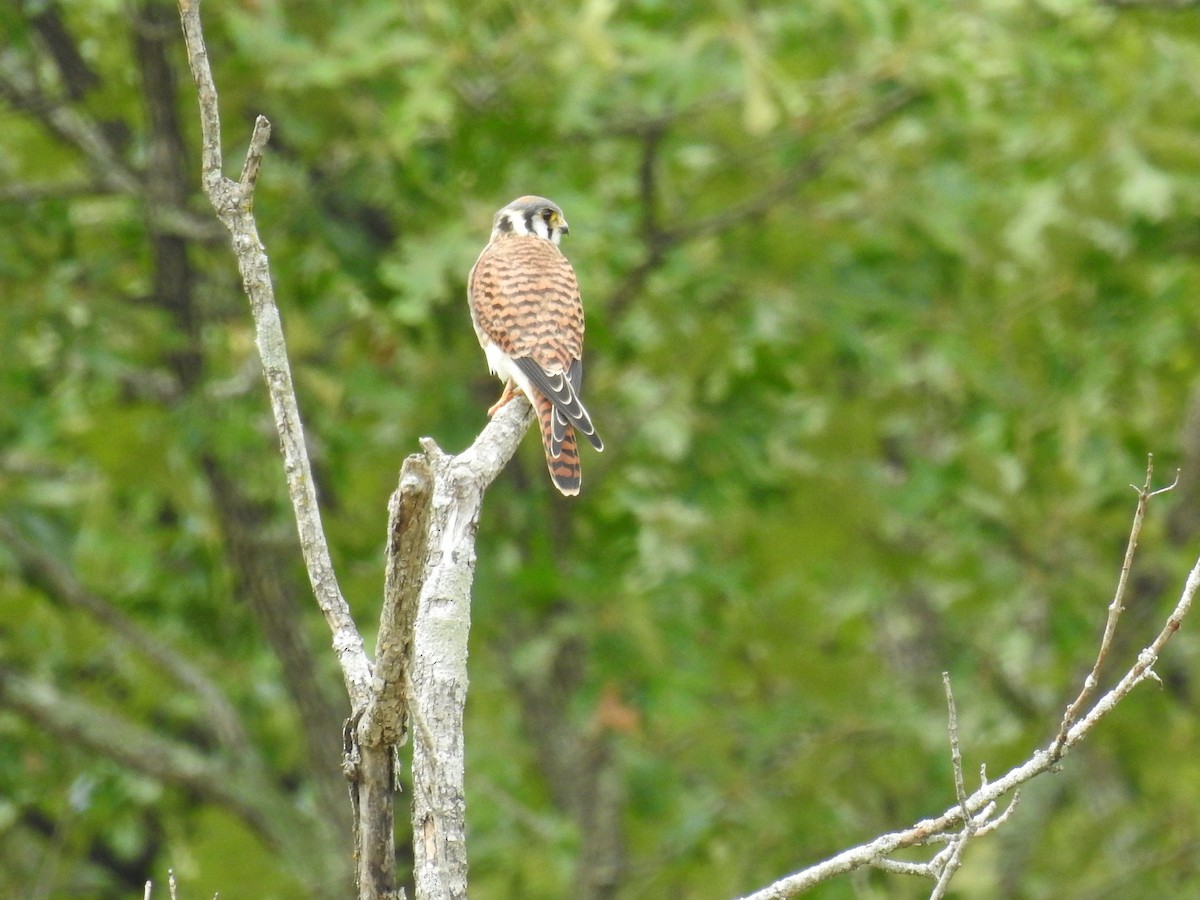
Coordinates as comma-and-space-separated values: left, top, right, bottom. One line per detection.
178, 2, 532, 898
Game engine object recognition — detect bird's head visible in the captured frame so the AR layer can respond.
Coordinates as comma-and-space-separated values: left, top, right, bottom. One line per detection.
491, 195, 570, 245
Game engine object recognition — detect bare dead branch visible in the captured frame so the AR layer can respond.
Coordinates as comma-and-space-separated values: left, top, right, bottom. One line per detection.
177, 4, 544, 898
973, 792, 1021, 838
923, 674, 973, 899
362, 455, 435, 746
737, 492, 1200, 899
872, 858, 934, 877
176, 0, 372, 708
240, 115, 271, 192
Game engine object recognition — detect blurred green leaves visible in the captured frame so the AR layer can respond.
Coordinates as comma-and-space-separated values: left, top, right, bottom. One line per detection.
3, 0, 1200, 897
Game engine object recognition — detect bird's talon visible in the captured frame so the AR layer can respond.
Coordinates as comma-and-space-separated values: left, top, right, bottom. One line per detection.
487, 382, 519, 416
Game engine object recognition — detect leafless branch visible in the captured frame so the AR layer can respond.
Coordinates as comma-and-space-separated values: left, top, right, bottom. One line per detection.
942, 674, 969, 825
736, 482, 1199, 899
923, 674, 973, 898
362, 455, 434, 747
176, 0, 372, 708
973, 792, 1021, 838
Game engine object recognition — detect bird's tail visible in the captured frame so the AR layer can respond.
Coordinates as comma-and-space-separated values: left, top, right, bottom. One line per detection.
535, 392, 581, 496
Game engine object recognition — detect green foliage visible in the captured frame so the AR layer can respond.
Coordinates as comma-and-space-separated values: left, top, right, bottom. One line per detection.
3, 0, 1200, 896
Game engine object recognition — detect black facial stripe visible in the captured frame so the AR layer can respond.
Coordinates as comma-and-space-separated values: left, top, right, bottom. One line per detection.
497, 216, 513, 233
524, 210, 537, 233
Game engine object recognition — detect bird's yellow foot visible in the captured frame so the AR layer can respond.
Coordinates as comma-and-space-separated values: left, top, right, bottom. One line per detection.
487, 381, 521, 416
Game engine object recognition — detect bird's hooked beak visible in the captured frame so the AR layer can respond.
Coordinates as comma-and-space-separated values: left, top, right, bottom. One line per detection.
559, 219, 570, 236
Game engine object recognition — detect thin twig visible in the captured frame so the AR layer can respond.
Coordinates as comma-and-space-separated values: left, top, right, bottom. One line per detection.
928, 673, 973, 899
973, 792, 1021, 838
928, 838, 967, 900
1052, 455, 1178, 757
872, 858, 934, 876
942, 673, 970, 830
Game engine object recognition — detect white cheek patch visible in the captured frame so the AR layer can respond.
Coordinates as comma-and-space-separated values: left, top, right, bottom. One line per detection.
497, 205, 563, 243
507, 213, 530, 236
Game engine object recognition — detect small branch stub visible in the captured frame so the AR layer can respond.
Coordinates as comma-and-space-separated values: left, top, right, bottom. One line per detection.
240, 115, 270, 190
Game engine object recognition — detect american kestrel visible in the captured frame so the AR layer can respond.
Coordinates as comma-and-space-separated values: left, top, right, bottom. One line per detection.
468, 195, 604, 496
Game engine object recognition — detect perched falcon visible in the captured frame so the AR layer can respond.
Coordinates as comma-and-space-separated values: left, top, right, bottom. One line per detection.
468, 195, 604, 496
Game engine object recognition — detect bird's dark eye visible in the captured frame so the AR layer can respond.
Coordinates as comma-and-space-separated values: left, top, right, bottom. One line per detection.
542, 209, 554, 224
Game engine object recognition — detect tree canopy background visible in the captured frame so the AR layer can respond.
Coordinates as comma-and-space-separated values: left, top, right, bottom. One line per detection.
2, 1, 1199, 897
